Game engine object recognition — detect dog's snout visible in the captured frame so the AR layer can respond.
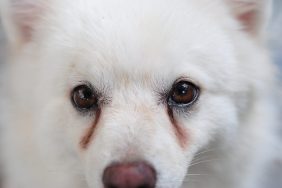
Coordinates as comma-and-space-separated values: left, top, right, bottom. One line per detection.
103, 162, 157, 188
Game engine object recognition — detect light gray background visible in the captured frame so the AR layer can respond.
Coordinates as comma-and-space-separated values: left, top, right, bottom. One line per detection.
0, 1, 281, 188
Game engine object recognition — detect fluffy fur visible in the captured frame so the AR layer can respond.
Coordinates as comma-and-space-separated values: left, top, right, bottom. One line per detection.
0, 0, 279, 188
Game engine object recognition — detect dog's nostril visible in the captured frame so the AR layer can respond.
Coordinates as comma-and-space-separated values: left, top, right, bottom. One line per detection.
103, 161, 157, 188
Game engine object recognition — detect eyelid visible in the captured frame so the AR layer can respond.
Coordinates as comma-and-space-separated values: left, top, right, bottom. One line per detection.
173, 76, 201, 88
72, 81, 101, 97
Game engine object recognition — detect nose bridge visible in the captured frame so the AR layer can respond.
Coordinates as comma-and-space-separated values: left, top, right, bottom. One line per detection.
113, 83, 153, 105
102, 89, 158, 151
111, 86, 157, 126
108, 102, 155, 138
116, 101, 155, 125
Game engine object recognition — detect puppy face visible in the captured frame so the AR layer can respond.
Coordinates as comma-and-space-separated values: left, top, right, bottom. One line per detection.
1, 0, 271, 187
30, 1, 239, 187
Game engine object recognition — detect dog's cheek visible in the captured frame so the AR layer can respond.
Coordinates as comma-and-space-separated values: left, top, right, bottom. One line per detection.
182, 94, 239, 150
31, 99, 89, 186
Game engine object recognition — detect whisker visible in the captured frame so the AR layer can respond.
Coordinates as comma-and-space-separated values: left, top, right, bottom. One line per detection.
193, 148, 219, 157
186, 173, 209, 176
189, 158, 220, 168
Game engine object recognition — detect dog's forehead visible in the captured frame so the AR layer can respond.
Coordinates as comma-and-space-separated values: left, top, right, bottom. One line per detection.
43, 0, 237, 89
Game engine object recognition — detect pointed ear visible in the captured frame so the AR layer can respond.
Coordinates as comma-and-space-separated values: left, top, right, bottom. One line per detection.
1, 0, 45, 48
225, 0, 272, 38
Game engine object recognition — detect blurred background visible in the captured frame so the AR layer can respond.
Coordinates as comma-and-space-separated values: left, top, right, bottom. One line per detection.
0, 0, 281, 188
269, 0, 282, 79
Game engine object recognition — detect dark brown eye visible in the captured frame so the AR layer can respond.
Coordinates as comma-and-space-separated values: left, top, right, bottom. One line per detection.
168, 81, 199, 106
72, 85, 98, 111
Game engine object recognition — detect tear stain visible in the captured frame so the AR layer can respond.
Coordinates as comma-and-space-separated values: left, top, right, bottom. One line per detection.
238, 9, 257, 34
80, 109, 101, 149
167, 107, 188, 149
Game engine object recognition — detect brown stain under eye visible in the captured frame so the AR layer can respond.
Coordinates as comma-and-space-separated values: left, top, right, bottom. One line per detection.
80, 109, 102, 149
167, 107, 188, 149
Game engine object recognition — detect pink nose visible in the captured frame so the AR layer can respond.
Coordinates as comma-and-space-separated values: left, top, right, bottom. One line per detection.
103, 162, 157, 188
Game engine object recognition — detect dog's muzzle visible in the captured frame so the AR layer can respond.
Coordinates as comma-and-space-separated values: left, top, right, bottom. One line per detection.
103, 161, 157, 188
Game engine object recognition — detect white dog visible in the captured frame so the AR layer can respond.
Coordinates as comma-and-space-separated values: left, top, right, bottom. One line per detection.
0, 0, 279, 188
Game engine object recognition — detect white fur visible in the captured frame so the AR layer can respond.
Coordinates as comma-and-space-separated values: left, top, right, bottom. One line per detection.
0, 0, 279, 188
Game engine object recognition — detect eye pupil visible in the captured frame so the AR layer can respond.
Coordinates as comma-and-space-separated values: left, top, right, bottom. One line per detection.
72, 85, 98, 111
175, 83, 190, 95
79, 88, 92, 99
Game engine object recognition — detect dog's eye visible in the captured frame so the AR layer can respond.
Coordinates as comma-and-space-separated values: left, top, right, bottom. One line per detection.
72, 85, 98, 111
168, 81, 199, 106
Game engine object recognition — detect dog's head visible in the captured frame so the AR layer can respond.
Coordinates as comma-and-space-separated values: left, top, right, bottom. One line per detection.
1, 0, 274, 187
